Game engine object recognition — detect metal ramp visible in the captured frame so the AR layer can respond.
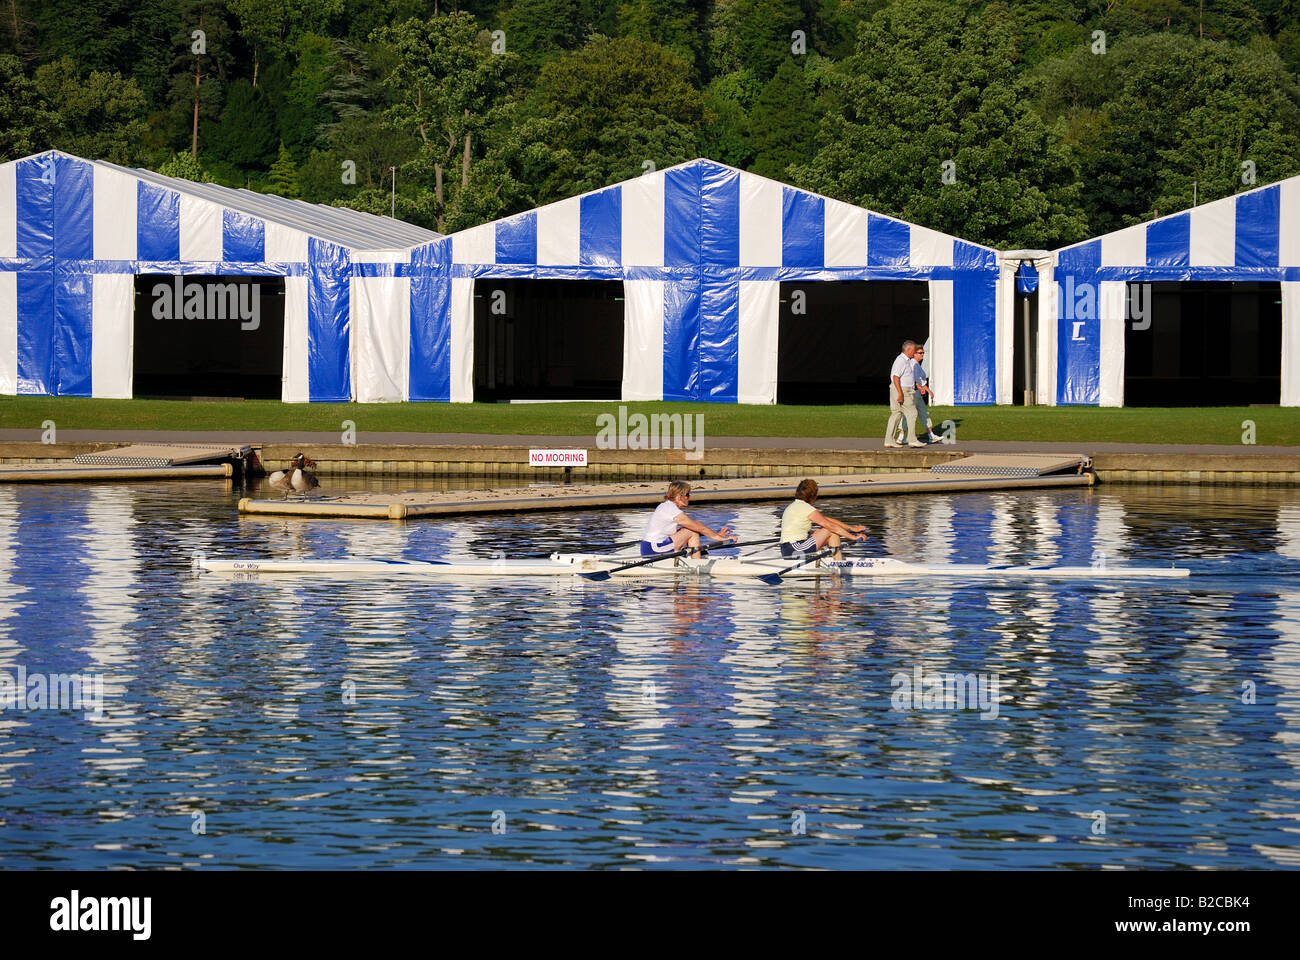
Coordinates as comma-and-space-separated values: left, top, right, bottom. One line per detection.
930, 454, 1090, 478
74, 443, 255, 467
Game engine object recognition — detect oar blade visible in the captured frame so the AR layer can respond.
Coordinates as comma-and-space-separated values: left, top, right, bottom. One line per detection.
758, 573, 784, 586
579, 570, 612, 582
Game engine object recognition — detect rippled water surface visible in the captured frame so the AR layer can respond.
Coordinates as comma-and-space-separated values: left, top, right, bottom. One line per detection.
1, 479, 1299, 869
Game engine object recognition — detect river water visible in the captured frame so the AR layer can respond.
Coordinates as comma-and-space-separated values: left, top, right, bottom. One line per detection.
1, 480, 1298, 869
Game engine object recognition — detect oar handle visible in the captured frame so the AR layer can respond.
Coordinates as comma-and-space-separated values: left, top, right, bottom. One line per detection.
760, 547, 835, 584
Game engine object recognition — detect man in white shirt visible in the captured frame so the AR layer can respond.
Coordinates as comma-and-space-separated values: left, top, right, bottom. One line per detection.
640, 480, 735, 558
885, 340, 926, 448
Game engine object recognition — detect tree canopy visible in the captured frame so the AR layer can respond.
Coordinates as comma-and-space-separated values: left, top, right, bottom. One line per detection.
0, 0, 1296, 244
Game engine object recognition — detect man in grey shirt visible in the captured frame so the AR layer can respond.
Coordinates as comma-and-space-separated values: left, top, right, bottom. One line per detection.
885, 340, 926, 448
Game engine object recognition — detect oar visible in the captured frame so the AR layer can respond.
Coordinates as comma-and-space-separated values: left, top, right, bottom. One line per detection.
578, 537, 775, 581
758, 548, 835, 585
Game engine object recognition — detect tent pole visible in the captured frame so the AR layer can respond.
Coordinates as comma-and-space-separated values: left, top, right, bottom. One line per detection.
1023, 294, 1034, 405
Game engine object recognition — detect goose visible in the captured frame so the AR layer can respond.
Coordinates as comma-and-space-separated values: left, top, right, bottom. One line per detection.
267, 457, 297, 498
289, 454, 320, 496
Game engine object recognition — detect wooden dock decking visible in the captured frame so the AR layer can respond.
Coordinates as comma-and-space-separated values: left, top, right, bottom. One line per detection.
0, 442, 253, 483
237, 457, 1094, 519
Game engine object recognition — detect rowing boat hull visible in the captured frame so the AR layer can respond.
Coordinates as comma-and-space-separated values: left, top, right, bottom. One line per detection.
195, 554, 1189, 580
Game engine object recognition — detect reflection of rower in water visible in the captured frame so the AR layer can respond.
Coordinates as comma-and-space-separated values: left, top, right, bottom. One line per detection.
641, 481, 735, 558
779, 479, 866, 562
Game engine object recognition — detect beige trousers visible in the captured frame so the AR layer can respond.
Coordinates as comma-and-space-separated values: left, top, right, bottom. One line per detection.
886, 387, 918, 443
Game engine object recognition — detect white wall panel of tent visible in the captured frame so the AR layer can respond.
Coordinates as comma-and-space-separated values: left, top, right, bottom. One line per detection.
390, 159, 1002, 405
0, 150, 438, 402
1042, 175, 1300, 406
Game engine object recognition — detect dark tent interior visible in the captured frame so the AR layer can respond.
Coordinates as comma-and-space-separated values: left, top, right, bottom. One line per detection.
473, 278, 624, 401
1124, 281, 1281, 406
133, 275, 285, 399
777, 281, 929, 403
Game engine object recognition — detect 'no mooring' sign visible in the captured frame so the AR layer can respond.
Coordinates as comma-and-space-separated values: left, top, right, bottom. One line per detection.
529, 449, 587, 467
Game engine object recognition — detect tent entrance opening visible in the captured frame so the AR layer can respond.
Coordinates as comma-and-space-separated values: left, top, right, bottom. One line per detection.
1124, 281, 1281, 406
133, 275, 285, 399
474, 279, 624, 401
777, 281, 928, 404
1013, 289, 1039, 405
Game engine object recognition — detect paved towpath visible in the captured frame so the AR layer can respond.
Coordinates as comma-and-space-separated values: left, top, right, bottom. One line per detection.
0, 428, 1295, 456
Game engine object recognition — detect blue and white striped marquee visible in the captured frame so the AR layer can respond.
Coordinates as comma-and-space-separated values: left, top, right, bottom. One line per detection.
1041, 175, 1300, 406
0, 150, 439, 402
373, 159, 1001, 405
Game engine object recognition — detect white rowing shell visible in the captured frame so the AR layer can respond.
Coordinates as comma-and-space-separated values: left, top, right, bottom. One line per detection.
194, 554, 1190, 580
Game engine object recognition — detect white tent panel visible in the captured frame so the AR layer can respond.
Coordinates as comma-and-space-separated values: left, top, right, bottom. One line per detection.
0, 271, 14, 394
1037, 261, 1058, 406
910, 225, 953, 268
622, 279, 664, 400
823, 197, 867, 267
1189, 197, 1236, 267
91, 273, 133, 398
927, 279, 954, 406
995, 260, 1015, 404
1283, 282, 1300, 407
1098, 280, 1126, 407
739, 172, 782, 267
453, 223, 495, 265
621, 172, 664, 267
1282, 179, 1300, 267
264, 221, 308, 263
449, 278, 474, 402
0, 161, 14, 258
1101, 222, 1145, 267
738, 281, 778, 404
92, 165, 137, 262
536, 195, 581, 266
179, 194, 223, 262
354, 275, 410, 403
281, 276, 309, 402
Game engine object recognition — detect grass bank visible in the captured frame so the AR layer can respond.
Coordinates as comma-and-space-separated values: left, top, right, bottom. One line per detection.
0, 397, 1293, 446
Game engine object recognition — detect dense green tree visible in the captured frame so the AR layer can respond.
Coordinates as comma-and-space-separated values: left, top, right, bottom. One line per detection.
158, 149, 214, 181
708, 0, 807, 81
0, 54, 61, 161
211, 79, 279, 167
699, 71, 759, 169
166, 0, 238, 157
33, 58, 149, 164
500, 0, 585, 68
370, 13, 514, 231
748, 57, 816, 180
266, 141, 301, 196
0, 0, 1295, 240
227, 0, 345, 86
523, 35, 703, 202
1036, 31, 1300, 229
795, 1, 1090, 248
616, 0, 702, 71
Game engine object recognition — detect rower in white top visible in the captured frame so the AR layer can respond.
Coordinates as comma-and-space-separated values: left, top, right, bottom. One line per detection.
640, 481, 735, 558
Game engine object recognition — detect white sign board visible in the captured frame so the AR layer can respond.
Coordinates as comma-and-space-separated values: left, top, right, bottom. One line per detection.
529, 449, 588, 467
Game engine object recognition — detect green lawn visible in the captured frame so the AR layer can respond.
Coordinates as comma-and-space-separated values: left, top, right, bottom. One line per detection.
0, 396, 1294, 445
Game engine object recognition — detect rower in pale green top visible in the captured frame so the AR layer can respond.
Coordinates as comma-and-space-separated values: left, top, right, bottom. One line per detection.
778, 478, 866, 561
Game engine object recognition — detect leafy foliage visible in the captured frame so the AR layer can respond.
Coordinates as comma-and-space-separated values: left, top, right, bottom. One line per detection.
0, 0, 1296, 246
